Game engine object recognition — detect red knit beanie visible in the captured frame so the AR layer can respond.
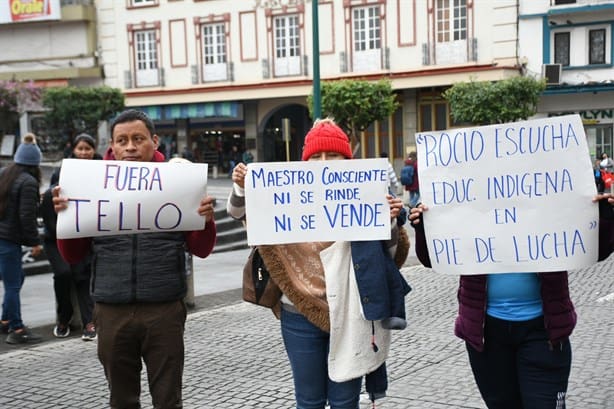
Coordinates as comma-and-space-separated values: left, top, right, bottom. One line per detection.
301, 120, 353, 161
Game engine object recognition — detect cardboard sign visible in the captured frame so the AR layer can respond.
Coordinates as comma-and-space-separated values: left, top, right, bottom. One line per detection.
56, 159, 208, 239
416, 114, 598, 274
244, 158, 391, 245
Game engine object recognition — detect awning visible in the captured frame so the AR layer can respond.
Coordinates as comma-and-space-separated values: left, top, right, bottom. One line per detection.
133, 102, 240, 121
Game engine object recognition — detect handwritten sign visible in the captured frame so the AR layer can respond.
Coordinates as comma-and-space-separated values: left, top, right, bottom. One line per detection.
244, 158, 391, 245
56, 159, 208, 239
416, 114, 598, 274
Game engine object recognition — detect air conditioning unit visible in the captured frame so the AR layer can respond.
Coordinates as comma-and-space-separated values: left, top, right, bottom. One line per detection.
543, 63, 562, 85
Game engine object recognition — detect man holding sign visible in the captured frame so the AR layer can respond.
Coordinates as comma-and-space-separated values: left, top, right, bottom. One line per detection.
409, 115, 614, 409
53, 110, 217, 409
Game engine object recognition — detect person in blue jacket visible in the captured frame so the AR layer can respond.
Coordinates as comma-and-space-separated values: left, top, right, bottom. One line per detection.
226, 118, 411, 409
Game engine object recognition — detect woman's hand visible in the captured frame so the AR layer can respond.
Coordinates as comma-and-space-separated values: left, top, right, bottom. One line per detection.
30, 244, 42, 257
593, 192, 614, 206
387, 194, 404, 220
409, 203, 429, 225
232, 163, 247, 188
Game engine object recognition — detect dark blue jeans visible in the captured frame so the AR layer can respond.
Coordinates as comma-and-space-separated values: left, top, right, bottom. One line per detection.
0, 239, 25, 331
466, 315, 571, 409
280, 307, 362, 409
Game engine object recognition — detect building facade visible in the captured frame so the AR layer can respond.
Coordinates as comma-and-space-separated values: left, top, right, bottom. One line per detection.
0, 0, 101, 153
97, 0, 520, 173
4, 1, 611, 171
519, 0, 614, 161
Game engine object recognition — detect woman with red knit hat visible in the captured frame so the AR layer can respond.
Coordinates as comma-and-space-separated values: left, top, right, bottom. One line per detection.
227, 118, 412, 408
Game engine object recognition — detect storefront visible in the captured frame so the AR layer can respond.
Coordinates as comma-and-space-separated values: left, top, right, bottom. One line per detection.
133, 101, 245, 170
538, 84, 614, 162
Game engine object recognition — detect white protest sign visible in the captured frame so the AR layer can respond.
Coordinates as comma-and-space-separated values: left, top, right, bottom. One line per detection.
56, 159, 208, 239
244, 158, 391, 245
416, 114, 598, 275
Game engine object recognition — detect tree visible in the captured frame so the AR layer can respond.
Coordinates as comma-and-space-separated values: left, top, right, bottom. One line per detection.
442, 76, 546, 125
0, 80, 42, 135
42, 86, 125, 145
307, 79, 399, 151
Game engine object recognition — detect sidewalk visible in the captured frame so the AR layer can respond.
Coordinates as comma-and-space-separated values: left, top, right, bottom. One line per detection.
1, 250, 613, 407
1, 169, 613, 407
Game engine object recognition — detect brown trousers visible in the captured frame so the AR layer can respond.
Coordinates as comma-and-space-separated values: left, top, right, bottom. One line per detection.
94, 300, 187, 409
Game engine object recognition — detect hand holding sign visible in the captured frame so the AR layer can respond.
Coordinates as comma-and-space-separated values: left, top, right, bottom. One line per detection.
243, 158, 392, 245
55, 159, 209, 239
415, 114, 598, 274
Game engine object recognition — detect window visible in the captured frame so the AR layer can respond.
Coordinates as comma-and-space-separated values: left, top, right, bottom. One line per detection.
134, 30, 159, 87
363, 108, 404, 159
418, 90, 451, 132
436, 0, 466, 43
419, 103, 450, 131
589, 29, 606, 65
554, 0, 575, 4
434, 0, 468, 64
554, 32, 570, 66
352, 6, 381, 72
130, 0, 157, 6
273, 15, 301, 77
202, 23, 227, 81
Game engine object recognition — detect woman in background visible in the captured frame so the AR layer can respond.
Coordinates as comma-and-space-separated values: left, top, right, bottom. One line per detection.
41, 133, 100, 340
0, 134, 43, 344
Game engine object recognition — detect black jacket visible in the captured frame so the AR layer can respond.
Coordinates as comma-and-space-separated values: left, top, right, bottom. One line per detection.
0, 171, 41, 246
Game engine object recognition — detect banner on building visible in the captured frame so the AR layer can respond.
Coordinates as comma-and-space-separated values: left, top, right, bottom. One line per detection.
0, 0, 61, 24
416, 114, 599, 275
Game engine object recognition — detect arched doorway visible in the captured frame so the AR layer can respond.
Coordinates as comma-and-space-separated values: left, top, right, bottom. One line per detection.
259, 104, 311, 162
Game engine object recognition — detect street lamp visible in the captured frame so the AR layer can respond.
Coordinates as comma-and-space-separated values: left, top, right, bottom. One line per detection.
311, 0, 321, 120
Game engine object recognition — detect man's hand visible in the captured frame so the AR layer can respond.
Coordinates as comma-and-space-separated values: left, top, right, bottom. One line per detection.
198, 196, 216, 222
51, 186, 68, 213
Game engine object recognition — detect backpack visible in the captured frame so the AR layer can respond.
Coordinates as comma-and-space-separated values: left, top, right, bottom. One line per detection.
400, 164, 414, 186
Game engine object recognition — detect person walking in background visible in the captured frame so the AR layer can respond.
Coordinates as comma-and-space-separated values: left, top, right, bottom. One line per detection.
600, 152, 614, 172
228, 144, 242, 176
380, 152, 399, 195
41, 133, 101, 340
242, 148, 254, 164
181, 144, 194, 162
227, 119, 411, 409
52, 110, 218, 408
0, 134, 43, 344
402, 151, 420, 208
408, 192, 614, 409
594, 158, 605, 193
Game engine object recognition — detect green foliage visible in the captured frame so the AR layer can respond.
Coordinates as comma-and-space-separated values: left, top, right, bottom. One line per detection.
443, 76, 546, 125
308, 79, 398, 143
42, 86, 124, 140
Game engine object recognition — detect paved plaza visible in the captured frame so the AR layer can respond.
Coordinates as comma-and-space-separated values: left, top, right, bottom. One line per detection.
1, 174, 613, 408
1, 250, 613, 408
